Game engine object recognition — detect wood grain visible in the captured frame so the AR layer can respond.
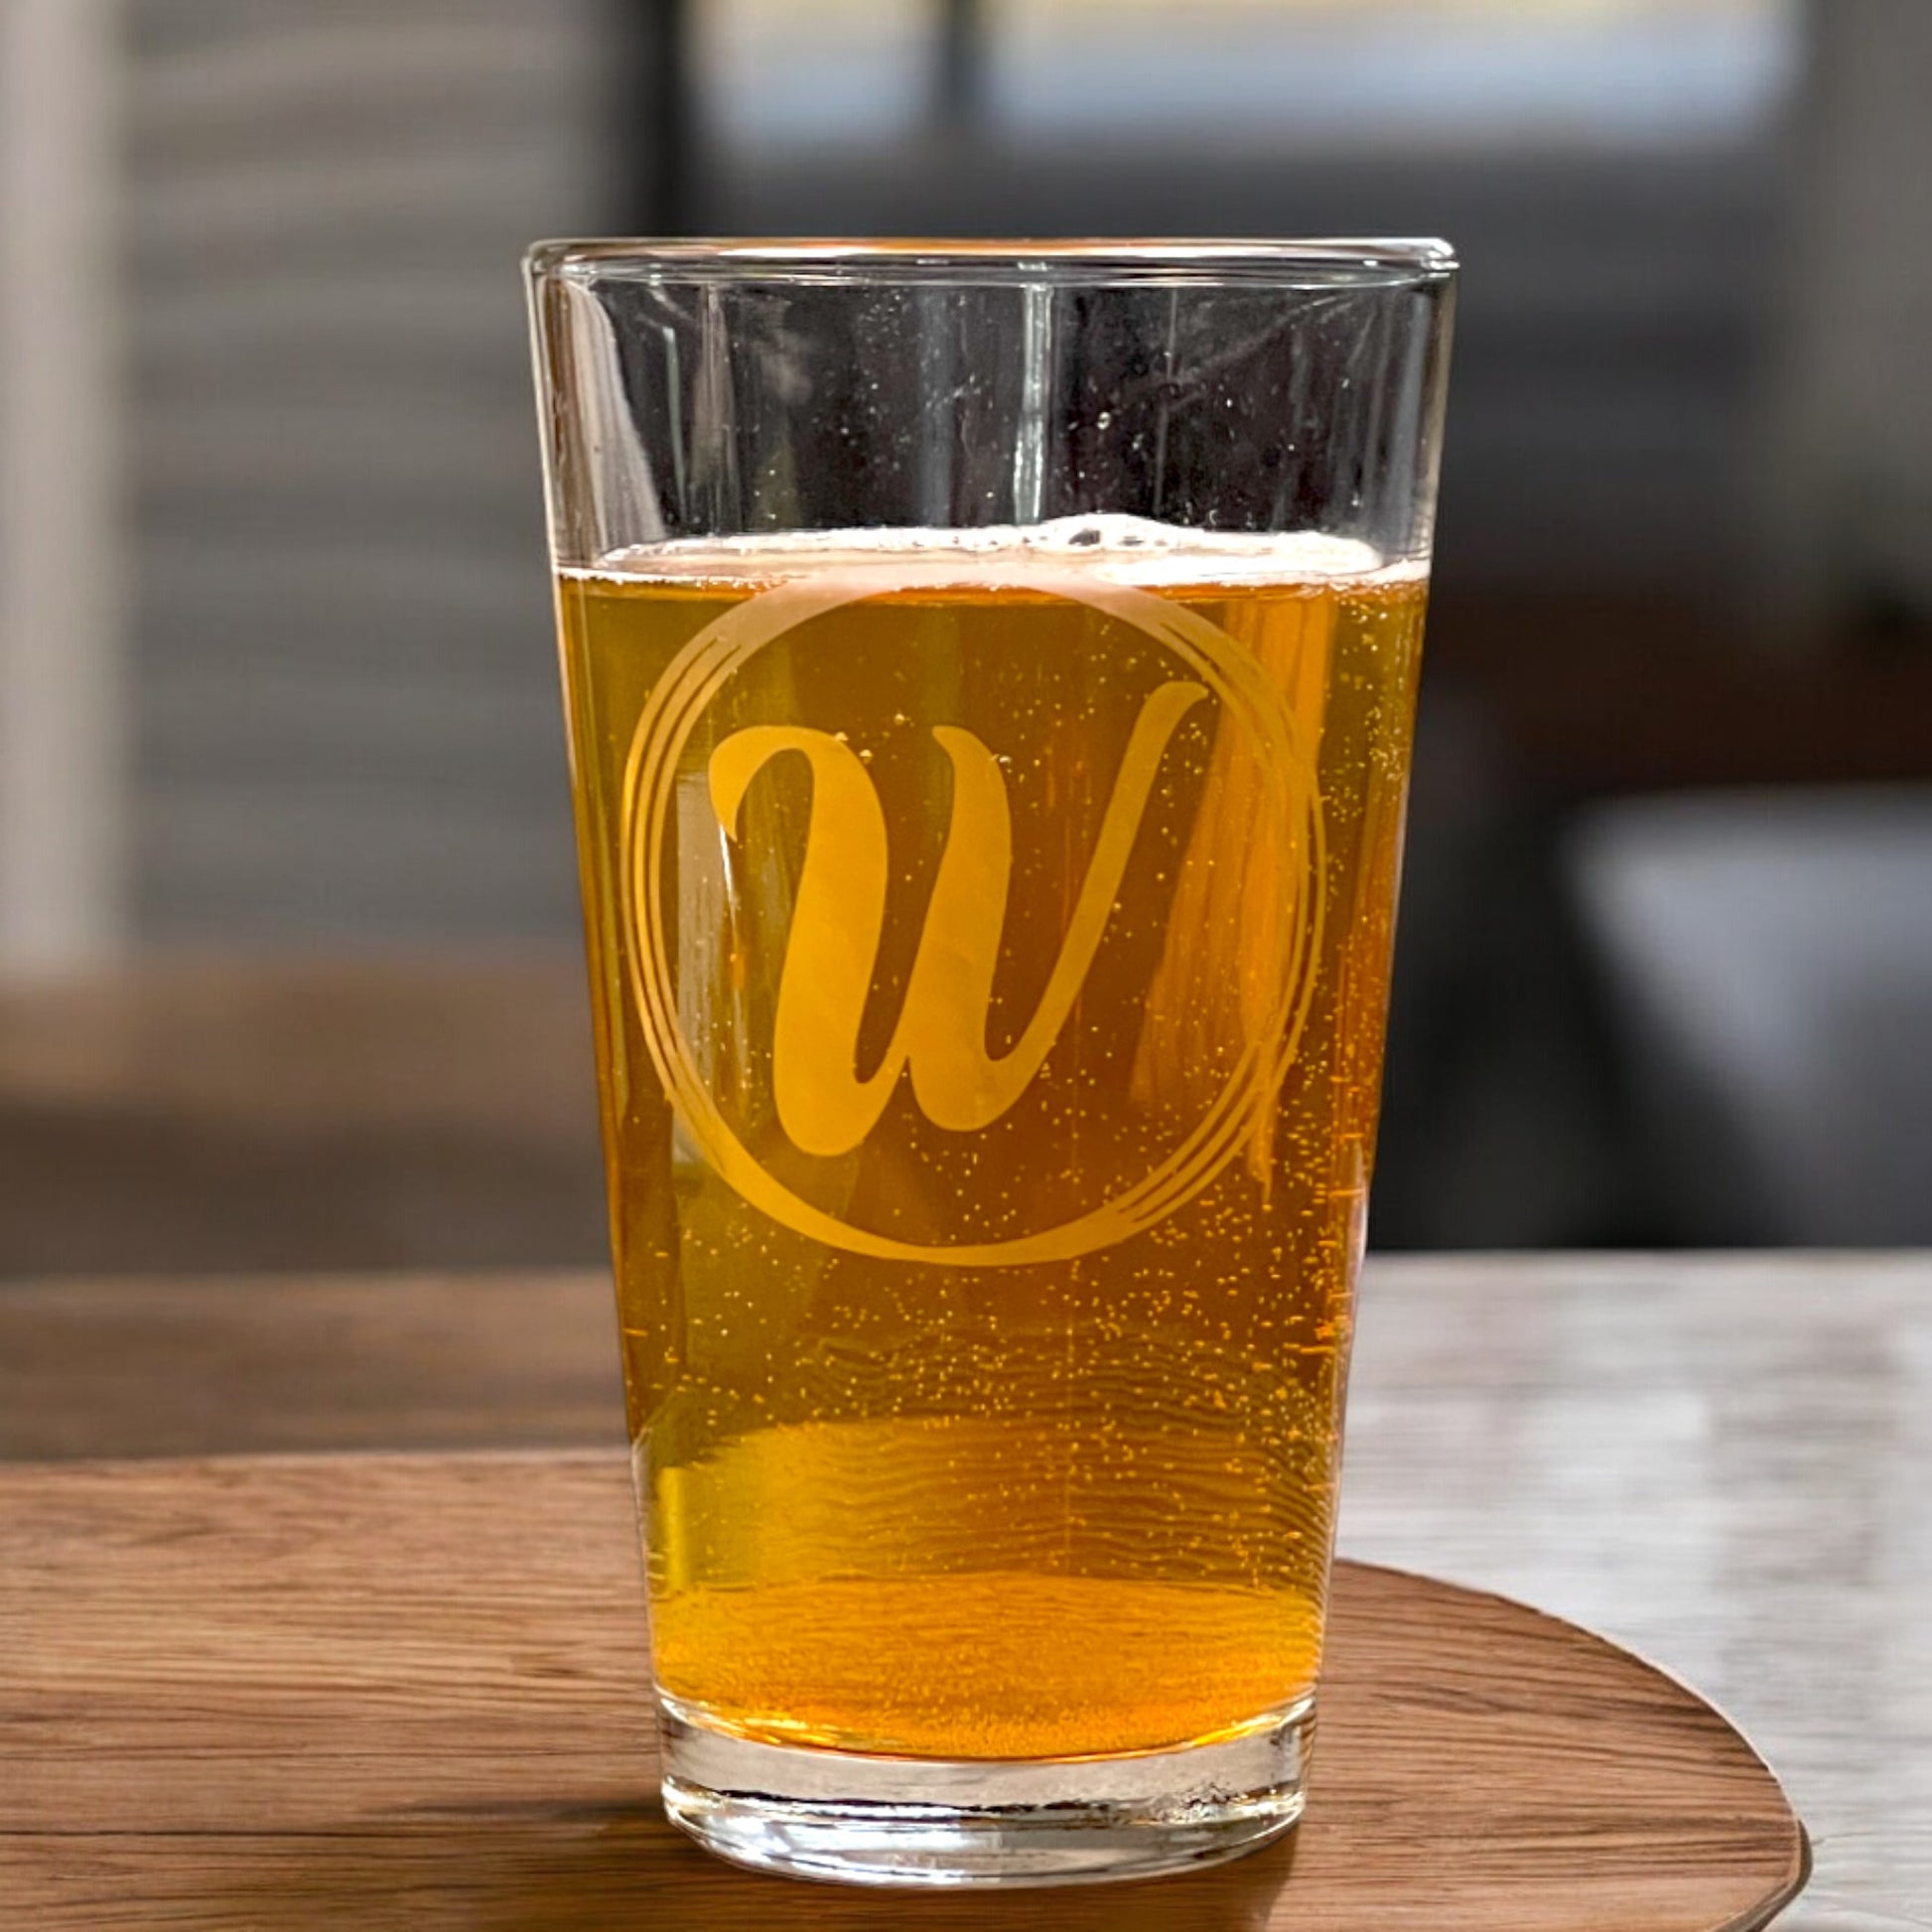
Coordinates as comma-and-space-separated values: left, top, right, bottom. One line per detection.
6, 1255, 1920, 1926
0, 1449, 1804, 1931
1338, 1252, 1932, 1932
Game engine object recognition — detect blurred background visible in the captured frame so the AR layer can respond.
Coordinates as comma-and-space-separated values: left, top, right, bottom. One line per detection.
2, 0, 1929, 1276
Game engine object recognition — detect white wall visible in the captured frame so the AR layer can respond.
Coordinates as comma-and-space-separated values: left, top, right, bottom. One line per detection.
0, 0, 126, 972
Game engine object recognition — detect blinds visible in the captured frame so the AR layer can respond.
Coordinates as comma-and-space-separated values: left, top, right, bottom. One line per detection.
128, 0, 616, 940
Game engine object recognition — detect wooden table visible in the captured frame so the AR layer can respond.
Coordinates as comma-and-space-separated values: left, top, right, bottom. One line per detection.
4, 1254, 1926, 1928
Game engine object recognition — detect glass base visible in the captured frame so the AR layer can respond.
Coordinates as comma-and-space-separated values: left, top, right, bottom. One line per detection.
657, 1694, 1312, 1888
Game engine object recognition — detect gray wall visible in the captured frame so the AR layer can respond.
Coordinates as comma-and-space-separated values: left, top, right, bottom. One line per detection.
128, 0, 614, 942
709, 139, 1779, 605
121, 3, 1797, 946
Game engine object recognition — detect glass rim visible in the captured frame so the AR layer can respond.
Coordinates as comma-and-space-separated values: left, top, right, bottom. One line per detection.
525, 235, 1457, 290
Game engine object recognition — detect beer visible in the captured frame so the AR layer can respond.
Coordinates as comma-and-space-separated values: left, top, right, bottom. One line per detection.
554, 515, 1426, 1763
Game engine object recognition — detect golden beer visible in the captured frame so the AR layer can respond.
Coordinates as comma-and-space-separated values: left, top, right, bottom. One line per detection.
554, 518, 1426, 1763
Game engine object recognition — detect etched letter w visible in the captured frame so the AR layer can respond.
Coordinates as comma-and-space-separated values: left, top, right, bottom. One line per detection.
708, 681, 1206, 1157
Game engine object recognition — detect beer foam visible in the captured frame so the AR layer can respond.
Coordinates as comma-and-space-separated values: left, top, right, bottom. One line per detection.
571, 515, 1422, 590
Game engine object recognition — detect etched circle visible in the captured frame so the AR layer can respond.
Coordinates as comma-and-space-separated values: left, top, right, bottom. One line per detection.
619, 557, 1325, 1266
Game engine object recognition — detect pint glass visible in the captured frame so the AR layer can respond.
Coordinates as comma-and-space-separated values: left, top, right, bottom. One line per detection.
526, 240, 1454, 1886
